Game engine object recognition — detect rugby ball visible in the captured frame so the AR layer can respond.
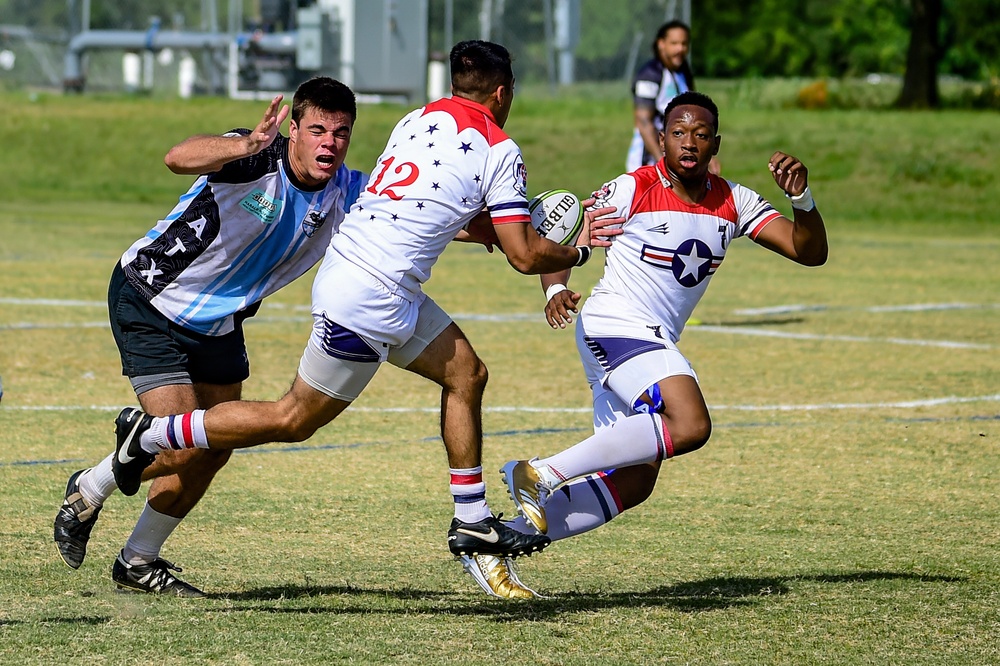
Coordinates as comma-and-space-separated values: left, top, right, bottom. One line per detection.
528, 189, 584, 246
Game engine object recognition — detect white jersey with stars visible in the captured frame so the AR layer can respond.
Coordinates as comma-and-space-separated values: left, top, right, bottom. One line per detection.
120, 131, 366, 336
328, 95, 530, 301
586, 161, 784, 342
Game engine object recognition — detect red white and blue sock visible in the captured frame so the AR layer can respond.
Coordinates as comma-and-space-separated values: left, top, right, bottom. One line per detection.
450, 466, 491, 523
536, 412, 671, 484
141, 411, 209, 453
505, 471, 623, 541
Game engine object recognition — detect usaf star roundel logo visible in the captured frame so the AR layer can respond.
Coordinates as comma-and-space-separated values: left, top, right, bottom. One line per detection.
672, 238, 714, 287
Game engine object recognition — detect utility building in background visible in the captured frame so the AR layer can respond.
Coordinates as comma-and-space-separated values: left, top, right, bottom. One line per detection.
295, 0, 428, 103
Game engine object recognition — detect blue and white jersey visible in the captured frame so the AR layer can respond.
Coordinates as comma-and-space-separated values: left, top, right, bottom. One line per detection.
120, 131, 366, 336
626, 58, 691, 171
632, 57, 690, 133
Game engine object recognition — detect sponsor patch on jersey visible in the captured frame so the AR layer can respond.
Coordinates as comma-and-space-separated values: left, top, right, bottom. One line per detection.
592, 181, 616, 207
240, 189, 280, 225
302, 210, 329, 237
512, 155, 528, 197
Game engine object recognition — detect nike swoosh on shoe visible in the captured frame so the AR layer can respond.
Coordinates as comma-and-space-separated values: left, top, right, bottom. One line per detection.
454, 527, 500, 543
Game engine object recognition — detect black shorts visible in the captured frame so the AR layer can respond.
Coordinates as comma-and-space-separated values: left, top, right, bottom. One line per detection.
108, 262, 253, 389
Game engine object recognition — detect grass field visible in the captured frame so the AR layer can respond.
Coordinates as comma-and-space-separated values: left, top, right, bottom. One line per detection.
0, 87, 998, 665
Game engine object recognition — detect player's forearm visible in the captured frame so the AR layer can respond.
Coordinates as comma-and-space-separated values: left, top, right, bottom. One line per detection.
507, 241, 589, 275
540, 269, 572, 292
164, 134, 254, 175
638, 123, 662, 159
790, 207, 828, 266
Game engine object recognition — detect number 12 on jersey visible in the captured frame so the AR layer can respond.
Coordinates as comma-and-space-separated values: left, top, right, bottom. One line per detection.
366, 156, 419, 201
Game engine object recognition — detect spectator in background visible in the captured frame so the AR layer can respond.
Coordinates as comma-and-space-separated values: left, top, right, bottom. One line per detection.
626, 20, 719, 175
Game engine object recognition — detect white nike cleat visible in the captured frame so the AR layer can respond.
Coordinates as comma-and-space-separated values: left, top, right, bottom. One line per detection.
500, 459, 551, 534
460, 554, 542, 599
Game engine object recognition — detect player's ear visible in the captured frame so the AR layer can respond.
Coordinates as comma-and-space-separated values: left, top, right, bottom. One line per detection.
713, 134, 721, 155
288, 118, 299, 142
494, 84, 508, 106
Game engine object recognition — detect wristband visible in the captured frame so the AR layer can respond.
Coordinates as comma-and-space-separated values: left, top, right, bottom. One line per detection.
545, 284, 568, 302
574, 246, 592, 267
787, 186, 815, 212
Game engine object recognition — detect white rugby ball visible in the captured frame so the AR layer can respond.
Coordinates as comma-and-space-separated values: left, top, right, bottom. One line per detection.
528, 189, 584, 246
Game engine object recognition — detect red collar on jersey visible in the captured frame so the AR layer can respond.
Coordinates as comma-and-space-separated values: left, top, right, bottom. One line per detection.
421, 95, 510, 147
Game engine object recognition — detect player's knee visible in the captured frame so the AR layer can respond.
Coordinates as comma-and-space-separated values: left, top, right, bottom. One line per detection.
278, 413, 318, 442
446, 354, 489, 396
272, 403, 320, 442
667, 415, 712, 456
469, 356, 488, 393
683, 417, 712, 453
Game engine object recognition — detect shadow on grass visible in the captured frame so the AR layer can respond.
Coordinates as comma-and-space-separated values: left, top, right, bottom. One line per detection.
208, 570, 965, 620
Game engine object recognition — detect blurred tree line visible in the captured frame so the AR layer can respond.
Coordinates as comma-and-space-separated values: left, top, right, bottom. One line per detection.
421, 0, 999, 83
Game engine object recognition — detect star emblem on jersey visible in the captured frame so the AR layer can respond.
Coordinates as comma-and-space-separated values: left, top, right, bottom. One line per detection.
640, 238, 721, 287
459, 142, 473, 153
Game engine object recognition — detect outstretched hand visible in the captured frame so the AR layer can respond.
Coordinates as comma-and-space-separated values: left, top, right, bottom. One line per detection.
768, 151, 808, 196
247, 95, 290, 155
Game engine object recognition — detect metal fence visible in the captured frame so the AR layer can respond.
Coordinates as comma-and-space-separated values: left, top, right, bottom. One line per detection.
0, 0, 686, 97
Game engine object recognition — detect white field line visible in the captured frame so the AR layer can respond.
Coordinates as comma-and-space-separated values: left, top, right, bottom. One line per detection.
1, 301, 993, 348
6, 394, 1000, 413
734, 302, 1000, 315
691, 325, 993, 350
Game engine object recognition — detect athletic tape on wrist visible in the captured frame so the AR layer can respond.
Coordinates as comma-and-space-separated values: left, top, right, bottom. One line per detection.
574, 246, 592, 267
787, 186, 815, 211
545, 283, 568, 302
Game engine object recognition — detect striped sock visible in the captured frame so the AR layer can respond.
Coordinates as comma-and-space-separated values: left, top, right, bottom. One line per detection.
449, 466, 491, 523
505, 471, 623, 541
141, 411, 209, 453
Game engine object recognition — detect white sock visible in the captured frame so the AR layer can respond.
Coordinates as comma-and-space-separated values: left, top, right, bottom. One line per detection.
122, 503, 183, 565
536, 413, 671, 484
141, 411, 209, 453
76, 454, 119, 506
506, 472, 622, 540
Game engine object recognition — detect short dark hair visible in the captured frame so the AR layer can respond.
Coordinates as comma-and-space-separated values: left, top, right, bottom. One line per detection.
664, 91, 719, 132
450, 40, 514, 100
292, 76, 357, 123
651, 20, 690, 58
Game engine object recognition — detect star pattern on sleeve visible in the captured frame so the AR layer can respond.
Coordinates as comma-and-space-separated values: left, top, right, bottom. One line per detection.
426, 124, 439, 134
459, 142, 473, 154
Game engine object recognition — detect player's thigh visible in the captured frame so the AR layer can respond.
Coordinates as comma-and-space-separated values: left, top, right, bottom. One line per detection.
298, 316, 386, 404
389, 298, 483, 389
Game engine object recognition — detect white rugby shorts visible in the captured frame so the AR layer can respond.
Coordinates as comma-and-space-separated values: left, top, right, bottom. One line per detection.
298, 256, 452, 401
576, 292, 697, 414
